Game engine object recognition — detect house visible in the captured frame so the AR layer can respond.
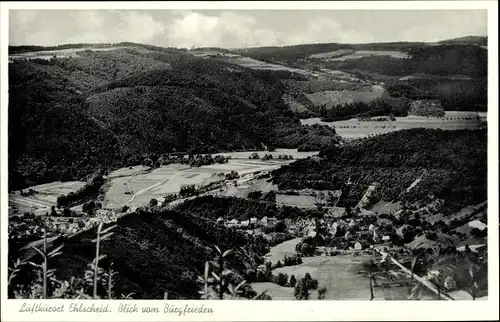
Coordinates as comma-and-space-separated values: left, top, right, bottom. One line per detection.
216, 217, 225, 224
260, 216, 268, 225
228, 219, 239, 226
240, 220, 250, 228
354, 241, 363, 250
308, 231, 317, 238
382, 235, 391, 242
368, 224, 376, 232
468, 220, 487, 231
250, 217, 259, 225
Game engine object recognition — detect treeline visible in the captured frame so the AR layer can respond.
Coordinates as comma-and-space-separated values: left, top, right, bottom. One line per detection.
9, 42, 185, 55
318, 98, 408, 122
272, 128, 487, 212
327, 45, 487, 78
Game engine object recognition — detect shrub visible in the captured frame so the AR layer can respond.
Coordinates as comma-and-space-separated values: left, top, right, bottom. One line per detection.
276, 273, 288, 286
248, 191, 263, 200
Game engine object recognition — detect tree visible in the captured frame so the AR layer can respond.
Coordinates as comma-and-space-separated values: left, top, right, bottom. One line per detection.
149, 199, 158, 208
63, 208, 72, 217
276, 273, 288, 286
317, 286, 327, 300
294, 277, 310, 300
57, 195, 67, 208
289, 274, 297, 288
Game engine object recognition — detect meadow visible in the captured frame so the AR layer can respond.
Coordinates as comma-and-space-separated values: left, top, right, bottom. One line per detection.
9, 181, 86, 215
254, 238, 409, 300
103, 154, 313, 209
301, 111, 484, 139
327, 50, 411, 61
305, 85, 387, 108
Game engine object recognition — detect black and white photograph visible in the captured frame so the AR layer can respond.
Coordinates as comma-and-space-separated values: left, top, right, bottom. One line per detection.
1, 1, 498, 321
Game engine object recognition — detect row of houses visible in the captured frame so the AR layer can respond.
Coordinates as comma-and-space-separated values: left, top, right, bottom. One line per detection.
218, 216, 279, 228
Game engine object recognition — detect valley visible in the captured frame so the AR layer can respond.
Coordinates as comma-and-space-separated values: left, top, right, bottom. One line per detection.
7, 35, 489, 302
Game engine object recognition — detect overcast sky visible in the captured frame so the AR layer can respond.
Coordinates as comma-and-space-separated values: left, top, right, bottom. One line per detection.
9, 10, 487, 48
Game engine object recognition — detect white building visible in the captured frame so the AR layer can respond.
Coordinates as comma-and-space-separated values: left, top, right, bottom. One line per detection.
468, 220, 487, 231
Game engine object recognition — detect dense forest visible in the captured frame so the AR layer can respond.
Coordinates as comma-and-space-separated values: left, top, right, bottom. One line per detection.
272, 128, 487, 212
8, 47, 339, 189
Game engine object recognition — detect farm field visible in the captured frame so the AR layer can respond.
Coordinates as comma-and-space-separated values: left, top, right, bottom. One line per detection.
305, 85, 387, 108
103, 157, 302, 209
276, 194, 317, 208
9, 181, 86, 216
301, 110, 484, 139
217, 55, 318, 76
309, 49, 355, 59
327, 50, 411, 61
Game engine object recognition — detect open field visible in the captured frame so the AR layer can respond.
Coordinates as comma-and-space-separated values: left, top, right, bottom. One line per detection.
328, 50, 411, 61
258, 238, 409, 300
215, 55, 318, 76
107, 165, 151, 178
9, 181, 86, 216
310, 49, 355, 59
276, 194, 317, 208
103, 157, 304, 209
305, 85, 387, 108
301, 110, 484, 139
215, 149, 318, 160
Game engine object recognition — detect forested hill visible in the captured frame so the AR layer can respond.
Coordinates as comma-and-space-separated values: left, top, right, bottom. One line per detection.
8, 46, 339, 189
9, 197, 315, 299
272, 128, 487, 212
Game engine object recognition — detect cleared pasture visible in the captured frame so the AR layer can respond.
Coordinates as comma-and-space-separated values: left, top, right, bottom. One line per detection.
107, 165, 151, 178
9, 46, 132, 60
328, 50, 410, 61
310, 49, 355, 59
301, 110, 483, 139
221, 56, 316, 76
305, 85, 386, 108
9, 181, 86, 216
103, 157, 305, 209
